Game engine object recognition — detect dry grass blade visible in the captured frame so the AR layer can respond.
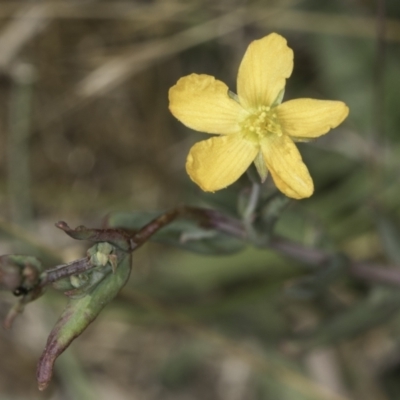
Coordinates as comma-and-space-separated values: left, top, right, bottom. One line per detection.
0, 1, 189, 20
36, 1, 299, 129
257, 8, 400, 42
75, 6, 294, 100
0, 4, 50, 70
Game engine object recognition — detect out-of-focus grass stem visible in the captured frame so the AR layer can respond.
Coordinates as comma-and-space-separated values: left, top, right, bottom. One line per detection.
123, 289, 351, 400
375, 0, 386, 139
371, 0, 386, 200
7, 63, 35, 227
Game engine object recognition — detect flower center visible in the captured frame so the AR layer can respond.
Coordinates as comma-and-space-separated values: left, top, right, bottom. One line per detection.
240, 105, 282, 143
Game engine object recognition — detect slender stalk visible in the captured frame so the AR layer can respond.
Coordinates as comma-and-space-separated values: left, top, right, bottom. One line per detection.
130, 205, 247, 250
242, 183, 261, 222
7, 63, 35, 227
11, 205, 400, 291
40, 257, 91, 286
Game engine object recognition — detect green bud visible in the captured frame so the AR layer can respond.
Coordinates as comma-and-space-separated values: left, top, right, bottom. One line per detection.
88, 242, 114, 268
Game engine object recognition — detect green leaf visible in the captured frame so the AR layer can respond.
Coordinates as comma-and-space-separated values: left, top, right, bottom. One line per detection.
284, 253, 348, 299
107, 211, 245, 255
257, 194, 291, 236
302, 288, 400, 349
36, 253, 131, 390
376, 214, 400, 265
56, 221, 131, 251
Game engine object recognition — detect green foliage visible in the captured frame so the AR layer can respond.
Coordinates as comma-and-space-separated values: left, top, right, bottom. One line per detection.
37, 251, 132, 391
108, 211, 245, 255
1, 2, 400, 399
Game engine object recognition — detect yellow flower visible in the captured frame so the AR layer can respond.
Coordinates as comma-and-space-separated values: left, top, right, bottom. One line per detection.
169, 33, 349, 199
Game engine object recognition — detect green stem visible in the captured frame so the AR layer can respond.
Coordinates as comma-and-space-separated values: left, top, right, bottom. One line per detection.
242, 183, 261, 223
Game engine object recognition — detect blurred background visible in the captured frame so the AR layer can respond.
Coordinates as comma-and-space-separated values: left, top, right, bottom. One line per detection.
0, 0, 399, 399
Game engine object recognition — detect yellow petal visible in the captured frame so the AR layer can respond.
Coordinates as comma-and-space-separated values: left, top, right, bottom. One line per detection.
261, 135, 313, 199
186, 134, 258, 192
169, 74, 243, 135
237, 33, 293, 109
276, 99, 349, 138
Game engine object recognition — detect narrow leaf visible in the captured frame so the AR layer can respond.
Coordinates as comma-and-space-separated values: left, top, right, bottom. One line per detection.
36, 253, 131, 390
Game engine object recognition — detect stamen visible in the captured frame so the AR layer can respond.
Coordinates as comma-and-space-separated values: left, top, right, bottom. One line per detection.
240, 106, 283, 142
